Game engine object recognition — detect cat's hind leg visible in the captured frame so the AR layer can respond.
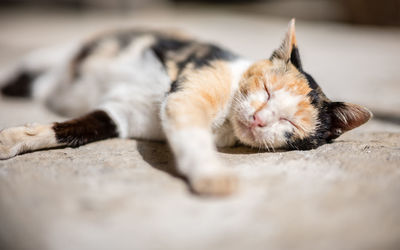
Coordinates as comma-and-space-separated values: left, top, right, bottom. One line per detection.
0, 44, 77, 100
0, 110, 118, 160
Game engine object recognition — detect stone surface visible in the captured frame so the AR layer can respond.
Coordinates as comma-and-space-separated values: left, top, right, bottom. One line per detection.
0, 6, 400, 250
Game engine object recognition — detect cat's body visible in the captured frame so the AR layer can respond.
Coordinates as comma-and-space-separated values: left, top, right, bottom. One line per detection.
0, 20, 372, 195
2, 29, 247, 145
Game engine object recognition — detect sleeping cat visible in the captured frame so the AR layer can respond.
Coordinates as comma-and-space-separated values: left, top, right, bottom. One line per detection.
0, 19, 371, 196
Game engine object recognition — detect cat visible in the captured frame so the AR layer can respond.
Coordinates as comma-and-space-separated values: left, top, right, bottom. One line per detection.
0, 19, 372, 196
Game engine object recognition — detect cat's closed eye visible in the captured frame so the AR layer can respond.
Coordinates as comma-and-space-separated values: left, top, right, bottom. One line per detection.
262, 80, 271, 101
280, 117, 299, 130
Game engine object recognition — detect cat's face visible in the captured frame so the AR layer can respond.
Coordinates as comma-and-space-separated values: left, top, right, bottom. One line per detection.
232, 59, 318, 149
231, 19, 372, 150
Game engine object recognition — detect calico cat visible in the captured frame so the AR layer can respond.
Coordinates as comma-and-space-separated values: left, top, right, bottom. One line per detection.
0, 19, 371, 196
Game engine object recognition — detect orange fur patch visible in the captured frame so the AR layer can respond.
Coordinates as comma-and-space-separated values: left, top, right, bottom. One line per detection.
166, 61, 179, 81
241, 60, 310, 97
165, 60, 232, 128
289, 18, 298, 48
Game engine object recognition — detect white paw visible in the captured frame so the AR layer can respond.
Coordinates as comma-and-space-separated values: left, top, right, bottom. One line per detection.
0, 124, 57, 160
0, 128, 22, 160
190, 169, 239, 196
0, 144, 17, 160
0, 124, 47, 160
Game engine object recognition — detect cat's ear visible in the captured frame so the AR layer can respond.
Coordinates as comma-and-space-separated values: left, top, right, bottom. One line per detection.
270, 18, 302, 70
328, 102, 372, 138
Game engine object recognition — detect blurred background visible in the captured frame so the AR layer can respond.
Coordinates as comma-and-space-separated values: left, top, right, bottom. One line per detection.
1, 0, 400, 26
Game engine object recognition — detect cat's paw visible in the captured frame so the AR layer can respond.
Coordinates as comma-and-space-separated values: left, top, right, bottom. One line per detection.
190, 170, 239, 196
0, 128, 21, 160
0, 145, 18, 160
0, 124, 51, 160
0, 144, 12, 160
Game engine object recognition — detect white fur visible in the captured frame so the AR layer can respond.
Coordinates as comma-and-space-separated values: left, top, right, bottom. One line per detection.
213, 120, 237, 148
158, 117, 238, 195
230, 59, 253, 89
255, 88, 302, 147
163, 128, 222, 176
79, 39, 170, 140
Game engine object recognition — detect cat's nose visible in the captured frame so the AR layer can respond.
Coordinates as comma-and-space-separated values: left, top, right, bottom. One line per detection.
251, 113, 266, 128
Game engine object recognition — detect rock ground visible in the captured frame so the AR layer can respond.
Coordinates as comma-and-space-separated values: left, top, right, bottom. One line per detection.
0, 6, 399, 250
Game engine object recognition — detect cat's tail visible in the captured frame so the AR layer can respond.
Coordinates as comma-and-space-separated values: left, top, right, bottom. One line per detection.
0, 66, 38, 98
0, 44, 77, 99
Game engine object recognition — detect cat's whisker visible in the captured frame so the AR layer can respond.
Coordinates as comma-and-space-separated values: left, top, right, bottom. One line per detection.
288, 140, 299, 150
263, 140, 268, 149
269, 140, 276, 152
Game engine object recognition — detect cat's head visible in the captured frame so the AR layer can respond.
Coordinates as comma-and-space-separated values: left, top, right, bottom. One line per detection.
231, 19, 372, 150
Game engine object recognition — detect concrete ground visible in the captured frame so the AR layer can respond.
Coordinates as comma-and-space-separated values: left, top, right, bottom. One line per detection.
0, 6, 400, 250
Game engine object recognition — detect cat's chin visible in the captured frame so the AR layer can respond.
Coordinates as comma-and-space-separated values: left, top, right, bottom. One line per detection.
232, 119, 263, 148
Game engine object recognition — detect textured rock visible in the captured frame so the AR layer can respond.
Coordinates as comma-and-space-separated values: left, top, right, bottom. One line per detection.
0, 7, 400, 250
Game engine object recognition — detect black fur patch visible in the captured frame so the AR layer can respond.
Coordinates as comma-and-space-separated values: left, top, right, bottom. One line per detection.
302, 72, 329, 108
286, 71, 336, 150
290, 46, 302, 70
152, 37, 237, 93
151, 37, 191, 65
170, 80, 179, 92
170, 46, 236, 94
284, 131, 293, 140
1, 71, 36, 97
182, 44, 237, 70
287, 101, 333, 150
169, 78, 185, 93
53, 110, 118, 147
326, 102, 351, 139
303, 72, 319, 90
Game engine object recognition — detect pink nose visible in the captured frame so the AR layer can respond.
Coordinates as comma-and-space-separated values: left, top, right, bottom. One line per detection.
252, 113, 266, 128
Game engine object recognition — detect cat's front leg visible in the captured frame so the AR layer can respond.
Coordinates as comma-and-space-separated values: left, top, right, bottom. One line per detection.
166, 127, 238, 196
0, 123, 57, 159
0, 110, 118, 159
161, 92, 238, 196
